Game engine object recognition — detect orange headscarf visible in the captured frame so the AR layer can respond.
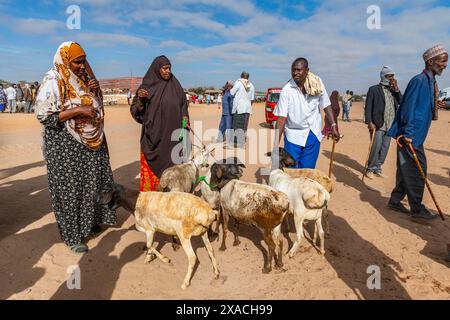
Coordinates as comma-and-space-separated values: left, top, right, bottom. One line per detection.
68, 43, 86, 62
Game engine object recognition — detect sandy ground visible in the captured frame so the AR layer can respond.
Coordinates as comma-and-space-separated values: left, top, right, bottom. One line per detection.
0, 102, 449, 300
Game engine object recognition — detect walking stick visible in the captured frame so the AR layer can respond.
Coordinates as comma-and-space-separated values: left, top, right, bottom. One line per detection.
328, 137, 336, 178
361, 132, 375, 182
401, 139, 445, 221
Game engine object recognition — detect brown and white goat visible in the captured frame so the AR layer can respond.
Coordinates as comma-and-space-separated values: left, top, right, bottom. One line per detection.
99, 184, 220, 290
210, 163, 290, 273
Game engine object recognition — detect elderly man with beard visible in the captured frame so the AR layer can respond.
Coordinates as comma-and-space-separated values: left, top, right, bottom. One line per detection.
364, 66, 403, 179
387, 44, 448, 220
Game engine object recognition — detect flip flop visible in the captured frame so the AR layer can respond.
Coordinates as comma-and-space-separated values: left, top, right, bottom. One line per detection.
70, 243, 88, 254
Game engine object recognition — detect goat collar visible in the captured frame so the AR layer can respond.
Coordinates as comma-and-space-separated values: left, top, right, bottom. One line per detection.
196, 176, 218, 191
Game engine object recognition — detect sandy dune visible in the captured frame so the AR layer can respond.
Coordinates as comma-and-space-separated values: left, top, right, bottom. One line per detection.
0, 102, 449, 300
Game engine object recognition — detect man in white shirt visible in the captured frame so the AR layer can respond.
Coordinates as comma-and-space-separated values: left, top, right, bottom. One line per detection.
273, 57, 341, 168
230, 71, 255, 147
5, 84, 17, 113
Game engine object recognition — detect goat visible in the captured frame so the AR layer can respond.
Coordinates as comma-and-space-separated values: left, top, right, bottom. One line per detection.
267, 147, 334, 192
269, 169, 330, 257
268, 147, 333, 236
158, 146, 214, 193
200, 157, 245, 236
210, 162, 290, 273
98, 184, 220, 290
158, 146, 214, 251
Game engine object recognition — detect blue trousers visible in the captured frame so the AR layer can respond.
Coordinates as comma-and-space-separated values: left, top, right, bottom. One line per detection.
342, 103, 350, 120
218, 115, 233, 142
284, 130, 321, 169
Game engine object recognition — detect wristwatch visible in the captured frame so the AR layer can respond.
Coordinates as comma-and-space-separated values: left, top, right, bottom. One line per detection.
331, 123, 337, 127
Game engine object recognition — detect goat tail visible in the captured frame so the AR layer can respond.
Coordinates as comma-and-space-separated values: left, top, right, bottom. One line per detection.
195, 210, 217, 228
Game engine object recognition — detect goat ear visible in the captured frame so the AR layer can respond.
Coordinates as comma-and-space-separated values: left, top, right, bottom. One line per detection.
266, 152, 272, 157
216, 165, 223, 179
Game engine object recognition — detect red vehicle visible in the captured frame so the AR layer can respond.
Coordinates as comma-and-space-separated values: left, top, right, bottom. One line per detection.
264, 88, 282, 128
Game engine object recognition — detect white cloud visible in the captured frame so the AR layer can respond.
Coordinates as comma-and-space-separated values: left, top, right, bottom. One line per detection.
4, 17, 64, 35
53, 32, 149, 48
159, 40, 194, 50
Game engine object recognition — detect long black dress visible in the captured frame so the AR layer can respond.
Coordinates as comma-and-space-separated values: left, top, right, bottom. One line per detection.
130, 55, 189, 179
42, 114, 116, 246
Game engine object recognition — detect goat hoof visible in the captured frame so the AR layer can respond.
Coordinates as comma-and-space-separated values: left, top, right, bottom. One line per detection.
233, 240, 241, 246
320, 250, 325, 255
214, 272, 220, 279
181, 282, 190, 290
162, 257, 171, 263
144, 253, 156, 264
274, 263, 284, 270
262, 267, 272, 274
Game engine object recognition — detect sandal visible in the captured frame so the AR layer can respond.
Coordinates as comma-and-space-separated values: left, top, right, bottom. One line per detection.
70, 243, 89, 254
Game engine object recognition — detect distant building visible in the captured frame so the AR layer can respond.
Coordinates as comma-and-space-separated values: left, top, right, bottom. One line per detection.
99, 77, 143, 93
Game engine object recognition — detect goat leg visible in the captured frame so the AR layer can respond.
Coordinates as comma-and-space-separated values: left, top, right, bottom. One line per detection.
201, 233, 220, 279
272, 224, 284, 269
144, 230, 157, 263
219, 210, 229, 251
232, 219, 241, 246
288, 215, 304, 259
323, 207, 330, 238
179, 236, 197, 290
172, 235, 181, 251
213, 206, 222, 236
262, 229, 275, 273
315, 218, 325, 255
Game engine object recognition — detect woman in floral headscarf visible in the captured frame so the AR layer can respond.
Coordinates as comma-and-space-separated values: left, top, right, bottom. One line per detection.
35, 42, 116, 253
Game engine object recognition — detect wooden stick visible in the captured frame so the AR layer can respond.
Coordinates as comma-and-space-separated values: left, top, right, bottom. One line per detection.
328, 138, 336, 178
407, 143, 445, 221
362, 132, 375, 182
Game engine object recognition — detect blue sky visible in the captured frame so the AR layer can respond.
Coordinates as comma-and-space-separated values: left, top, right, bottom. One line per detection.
1, 0, 450, 93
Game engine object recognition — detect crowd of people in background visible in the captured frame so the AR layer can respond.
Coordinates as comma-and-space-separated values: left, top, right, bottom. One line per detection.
0, 82, 40, 113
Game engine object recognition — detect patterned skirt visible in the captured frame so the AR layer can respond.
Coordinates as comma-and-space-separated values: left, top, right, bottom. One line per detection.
140, 151, 160, 192
43, 116, 116, 246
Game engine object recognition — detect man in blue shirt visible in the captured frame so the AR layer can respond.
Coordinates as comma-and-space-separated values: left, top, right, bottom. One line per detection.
387, 44, 448, 220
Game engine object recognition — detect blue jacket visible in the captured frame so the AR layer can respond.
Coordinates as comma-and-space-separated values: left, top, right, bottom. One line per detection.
388, 70, 435, 148
222, 90, 233, 116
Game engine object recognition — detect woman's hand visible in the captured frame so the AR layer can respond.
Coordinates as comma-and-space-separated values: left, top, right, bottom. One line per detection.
87, 79, 100, 92
138, 88, 149, 99
77, 105, 97, 119
183, 116, 190, 129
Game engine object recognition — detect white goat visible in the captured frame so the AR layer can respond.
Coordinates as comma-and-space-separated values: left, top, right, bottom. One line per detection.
99, 184, 220, 290
269, 169, 330, 257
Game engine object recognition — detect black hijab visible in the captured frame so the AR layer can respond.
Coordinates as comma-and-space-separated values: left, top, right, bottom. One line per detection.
131, 55, 189, 178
